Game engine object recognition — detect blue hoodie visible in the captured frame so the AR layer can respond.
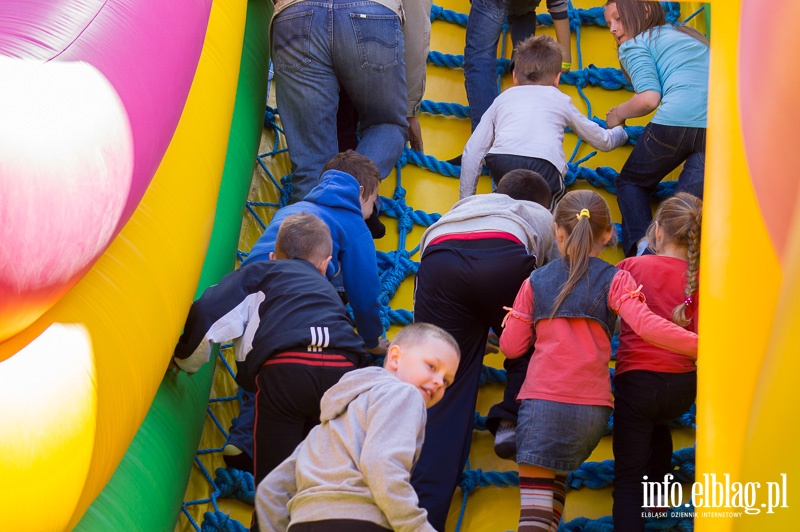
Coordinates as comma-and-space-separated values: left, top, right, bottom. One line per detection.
243, 170, 383, 348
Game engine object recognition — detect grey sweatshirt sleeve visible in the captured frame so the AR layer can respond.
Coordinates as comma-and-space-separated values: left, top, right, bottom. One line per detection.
519, 202, 558, 268
359, 384, 436, 532
256, 447, 299, 532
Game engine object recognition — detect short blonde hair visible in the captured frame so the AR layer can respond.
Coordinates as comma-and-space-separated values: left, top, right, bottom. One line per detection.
391, 323, 460, 359
274, 213, 332, 263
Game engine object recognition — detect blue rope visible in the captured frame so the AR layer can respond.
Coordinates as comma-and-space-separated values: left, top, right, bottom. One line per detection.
213, 467, 256, 505
200, 511, 248, 532
430, 4, 468, 26
681, 6, 705, 26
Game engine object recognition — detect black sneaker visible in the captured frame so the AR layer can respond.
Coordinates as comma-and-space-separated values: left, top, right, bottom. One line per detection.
445, 155, 462, 166
494, 420, 517, 460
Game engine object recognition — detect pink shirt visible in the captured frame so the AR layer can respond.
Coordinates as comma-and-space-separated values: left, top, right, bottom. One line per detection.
499, 269, 698, 408
615, 255, 698, 376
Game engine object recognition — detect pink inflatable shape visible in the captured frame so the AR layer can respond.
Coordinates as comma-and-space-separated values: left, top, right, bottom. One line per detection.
0, 0, 212, 342
739, 0, 800, 262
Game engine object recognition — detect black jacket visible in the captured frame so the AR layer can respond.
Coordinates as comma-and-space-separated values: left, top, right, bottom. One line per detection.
173, 259, 366, 390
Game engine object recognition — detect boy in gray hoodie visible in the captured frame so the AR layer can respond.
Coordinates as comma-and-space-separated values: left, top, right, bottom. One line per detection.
255, 323, 460, 532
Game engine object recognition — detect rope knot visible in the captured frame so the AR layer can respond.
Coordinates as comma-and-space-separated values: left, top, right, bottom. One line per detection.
264, 106, 278, 128
396, 148, 410, 168
214, 467, 255, 504
459, 468, 483, 495
200, 510, 248, 532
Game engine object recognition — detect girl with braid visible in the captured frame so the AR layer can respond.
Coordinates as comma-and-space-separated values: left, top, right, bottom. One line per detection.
499, 190, 698, 531
612, 192, 702, 531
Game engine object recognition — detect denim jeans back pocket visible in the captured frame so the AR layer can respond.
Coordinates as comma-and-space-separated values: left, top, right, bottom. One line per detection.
349, 14, 400, 72
476, 0, 510, 20
643, 125, 682, 160
272, 10, 313, 73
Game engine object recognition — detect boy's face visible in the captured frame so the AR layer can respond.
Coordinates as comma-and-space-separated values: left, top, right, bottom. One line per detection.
360, 187, 379, 220
386, 337, 459, 409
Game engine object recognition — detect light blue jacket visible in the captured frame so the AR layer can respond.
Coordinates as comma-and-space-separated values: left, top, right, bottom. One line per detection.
620, 25, 709, 128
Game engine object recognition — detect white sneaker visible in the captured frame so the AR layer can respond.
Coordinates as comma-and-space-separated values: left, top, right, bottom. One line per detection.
636, 238, 650, 256
494, 420, 517, 460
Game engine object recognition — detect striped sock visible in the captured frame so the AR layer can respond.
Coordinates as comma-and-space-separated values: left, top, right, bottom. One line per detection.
549, 473, 567, 532
519, 476, 555, 531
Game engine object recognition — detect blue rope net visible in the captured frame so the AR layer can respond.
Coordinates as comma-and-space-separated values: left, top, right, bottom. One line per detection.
185, 2, 703, 530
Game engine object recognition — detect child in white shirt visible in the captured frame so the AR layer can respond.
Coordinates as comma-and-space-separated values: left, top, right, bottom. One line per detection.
459, 35, 628, 209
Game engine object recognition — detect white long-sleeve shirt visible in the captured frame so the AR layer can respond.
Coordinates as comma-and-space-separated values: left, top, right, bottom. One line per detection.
459, 84, 628, 199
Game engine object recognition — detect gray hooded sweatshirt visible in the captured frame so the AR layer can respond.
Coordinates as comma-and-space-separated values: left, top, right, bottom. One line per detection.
419, 193, 558, 269
255, 366, 436, 532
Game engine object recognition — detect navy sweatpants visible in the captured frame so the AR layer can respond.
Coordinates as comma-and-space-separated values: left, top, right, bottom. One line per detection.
411, 239, 537, 530
249, 352, 357, 532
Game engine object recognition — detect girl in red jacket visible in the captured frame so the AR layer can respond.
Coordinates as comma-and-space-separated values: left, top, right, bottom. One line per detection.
612, 192, 702, 531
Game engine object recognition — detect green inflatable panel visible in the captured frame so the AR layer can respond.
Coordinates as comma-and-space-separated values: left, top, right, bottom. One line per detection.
73, 0, 274, 529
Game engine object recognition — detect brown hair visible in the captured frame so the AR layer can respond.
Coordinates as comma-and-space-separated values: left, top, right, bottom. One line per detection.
321, 150, 381, 198
551, 190, 615, 316
646, 192, 702, 326
496, 169, 552, 208
391, 323, 461, 359
274, 212, 333, 264
606, 0, 709, 46
512, 35, 562, 85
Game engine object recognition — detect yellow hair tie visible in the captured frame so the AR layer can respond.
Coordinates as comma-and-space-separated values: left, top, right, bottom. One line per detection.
577, 208, 591, 220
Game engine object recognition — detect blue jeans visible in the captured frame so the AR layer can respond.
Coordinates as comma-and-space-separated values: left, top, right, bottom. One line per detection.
463, 0, 538, 129
616, 122, 706, 256
612, 370, 696, 531
272, 0, 408, 202
516, 399, 611, 472
227, 390, 256, 461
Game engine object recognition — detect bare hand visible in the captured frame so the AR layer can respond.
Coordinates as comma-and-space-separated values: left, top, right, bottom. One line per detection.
407, 116, 423, 152
166, 358, 184, 377
366, 337, 391, 356
606, 107, 625, 128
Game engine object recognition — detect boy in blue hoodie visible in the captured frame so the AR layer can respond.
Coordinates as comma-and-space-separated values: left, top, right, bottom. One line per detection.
243, 150, 384, 351
225, 151, 388, 474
